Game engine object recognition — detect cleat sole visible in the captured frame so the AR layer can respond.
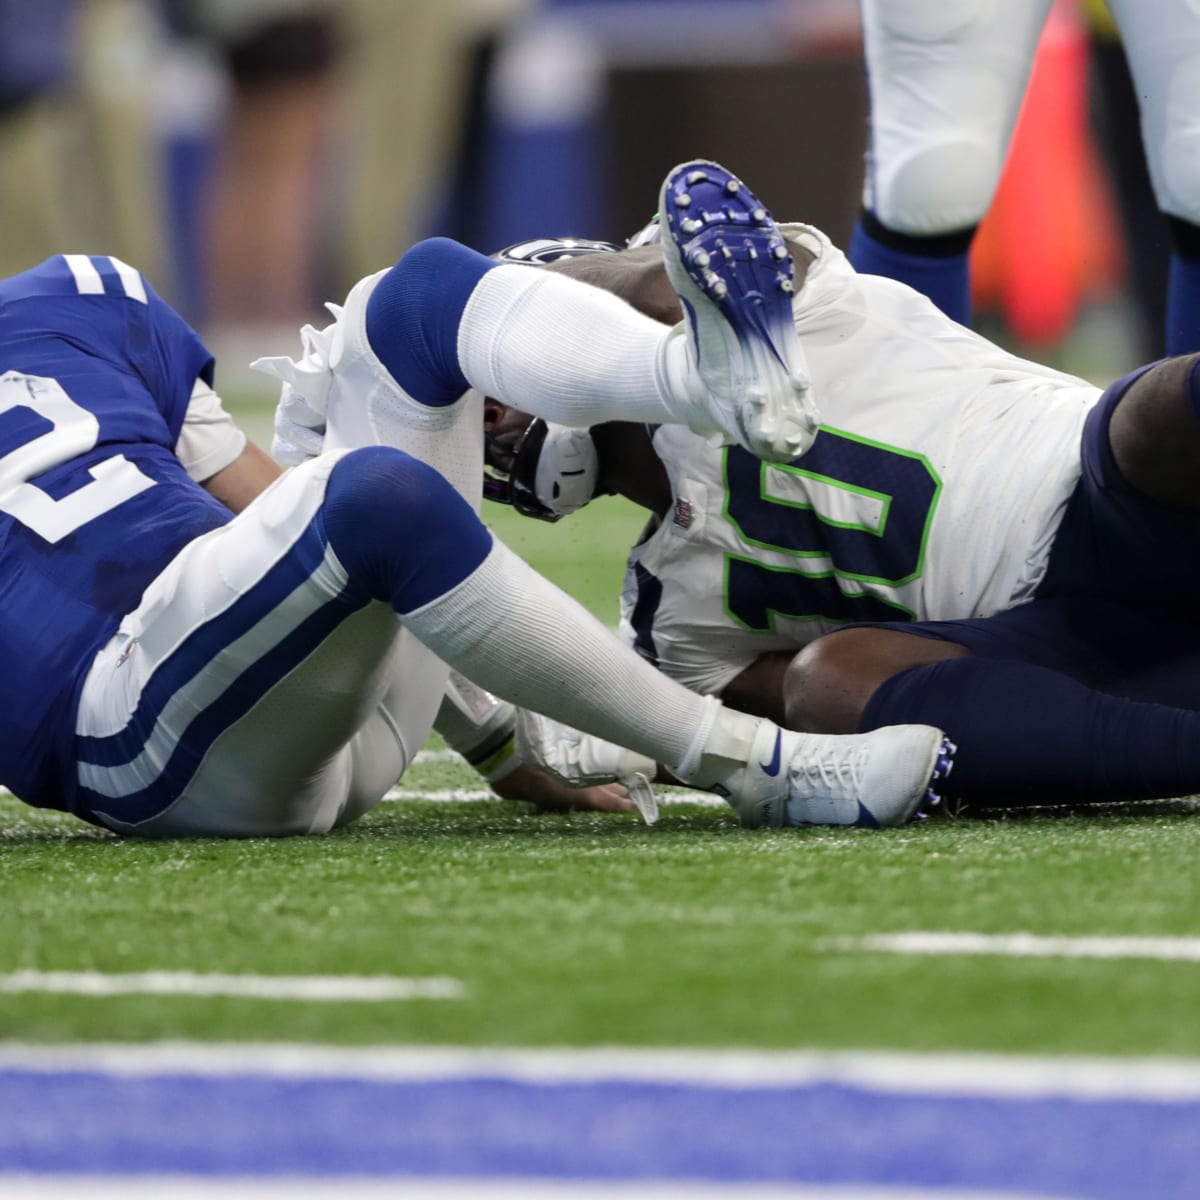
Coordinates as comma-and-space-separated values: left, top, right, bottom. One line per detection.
922, 737, 957, 812
660, 159, 820, 462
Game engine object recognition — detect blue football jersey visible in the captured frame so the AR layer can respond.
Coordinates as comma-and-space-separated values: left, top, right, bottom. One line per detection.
0, 255, 234, 811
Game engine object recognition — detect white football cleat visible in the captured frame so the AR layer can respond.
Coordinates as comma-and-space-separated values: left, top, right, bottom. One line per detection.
659, 159, 820, 464
718, 721, 955, 829
514, 711, 660, 825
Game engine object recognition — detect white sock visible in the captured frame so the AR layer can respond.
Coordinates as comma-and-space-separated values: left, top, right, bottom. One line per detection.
456, 264, 700, 429
400, 538, 755, 779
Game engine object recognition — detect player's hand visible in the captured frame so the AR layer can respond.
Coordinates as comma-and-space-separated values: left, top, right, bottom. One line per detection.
251, 311, 339, 467
513, 711, 660, 824
272, 394, 327, 466
490, 764, 636, 814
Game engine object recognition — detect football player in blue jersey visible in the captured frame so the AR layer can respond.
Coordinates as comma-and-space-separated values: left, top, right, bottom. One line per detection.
0, 161, 954, 837
467, 187, 1200, 815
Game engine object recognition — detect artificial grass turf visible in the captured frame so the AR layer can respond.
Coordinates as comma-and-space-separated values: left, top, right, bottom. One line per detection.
3, 772, 1199, 1055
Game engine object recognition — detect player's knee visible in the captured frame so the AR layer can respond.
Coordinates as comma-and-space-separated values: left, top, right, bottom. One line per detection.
365, 238, 495, 406
784, 628, 970, 734
874, 0, 988, 42
874, 141, 1001, 235
1109, 354, 1200, 507
782, 632, 877, 735
324, 446, 493, 611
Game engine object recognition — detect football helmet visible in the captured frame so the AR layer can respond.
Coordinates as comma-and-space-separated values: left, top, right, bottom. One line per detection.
484, 415, 600, 522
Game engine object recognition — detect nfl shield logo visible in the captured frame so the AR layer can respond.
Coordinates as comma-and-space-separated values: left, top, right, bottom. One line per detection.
673, 498, 694, 529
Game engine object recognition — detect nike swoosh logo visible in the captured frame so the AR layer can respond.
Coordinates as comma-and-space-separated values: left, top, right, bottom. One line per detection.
759, 730, 782, 776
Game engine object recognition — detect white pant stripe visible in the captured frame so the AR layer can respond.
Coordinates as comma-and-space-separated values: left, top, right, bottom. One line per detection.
77, 540, 351, 800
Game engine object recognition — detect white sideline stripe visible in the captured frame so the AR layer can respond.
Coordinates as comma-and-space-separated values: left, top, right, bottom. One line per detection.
63, 254, 103, 295
6, 1043, 1200, 1101
0, 1178, 1056, 1200
841, 931, 1200, 963
0, 972, 463, 1002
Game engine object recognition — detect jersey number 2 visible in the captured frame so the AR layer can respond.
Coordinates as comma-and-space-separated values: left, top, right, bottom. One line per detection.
0, 371, 155, 543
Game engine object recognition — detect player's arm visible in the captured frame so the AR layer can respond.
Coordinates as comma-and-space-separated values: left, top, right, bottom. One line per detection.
434, 671, 638, 815
200, 441, 282, 513
174, 376, 281, 513
545, 244, 683, 326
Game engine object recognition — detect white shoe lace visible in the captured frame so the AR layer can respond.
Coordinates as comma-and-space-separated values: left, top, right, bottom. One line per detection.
791, 738, 870, 804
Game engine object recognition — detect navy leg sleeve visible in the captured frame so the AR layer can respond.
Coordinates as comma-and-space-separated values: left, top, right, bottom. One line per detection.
365, 237, 496, 406
862, 657, 1200, 806
324, 446, 493, 613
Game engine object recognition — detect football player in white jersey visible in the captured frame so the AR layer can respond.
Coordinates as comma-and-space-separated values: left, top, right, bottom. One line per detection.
849, 0, 1200, 354
475, 194, 1200, 812
0, 160, 953, 838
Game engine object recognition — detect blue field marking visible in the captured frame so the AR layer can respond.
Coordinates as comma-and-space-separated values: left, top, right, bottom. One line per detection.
2, 1047, 1200, 1199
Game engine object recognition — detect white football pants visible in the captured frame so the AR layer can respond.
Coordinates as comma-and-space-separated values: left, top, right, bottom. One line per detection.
861, 0, 1200, 233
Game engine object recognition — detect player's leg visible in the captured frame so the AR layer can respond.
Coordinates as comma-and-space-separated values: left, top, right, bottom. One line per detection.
1107, 354, 1200, 509
787, 617, 1200, 808
850, 0, 1054, 322
331, 164, 814, 464
78, 448, 950, 835
316, 446, 953, 829
75, 454, 440, 837
1107, 0, 1200, 354
782, 629, 969, 735
1046, 357, 1200, 642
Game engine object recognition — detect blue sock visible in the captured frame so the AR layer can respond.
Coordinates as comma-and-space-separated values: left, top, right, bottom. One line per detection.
365, 238, 497, 406
323, 446, 493, 612
847, 213, 973, 326
1166, 250, 1200, 355
861, 657, 1200, 806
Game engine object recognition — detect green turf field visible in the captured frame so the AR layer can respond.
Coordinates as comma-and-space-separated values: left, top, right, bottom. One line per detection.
3, 424, 1200, 1058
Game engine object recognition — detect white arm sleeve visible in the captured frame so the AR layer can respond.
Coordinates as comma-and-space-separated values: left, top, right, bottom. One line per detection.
174, 377, 247, 482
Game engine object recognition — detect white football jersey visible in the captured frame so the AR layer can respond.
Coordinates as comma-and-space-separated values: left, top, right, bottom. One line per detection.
618, 224, 1101, 696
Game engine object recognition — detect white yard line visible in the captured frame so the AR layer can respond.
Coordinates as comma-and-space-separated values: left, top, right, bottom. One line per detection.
838, 931, 1200, 963
0, 778, 725, 808
4, 1043, 1200, 1100
0, 972, 463, 1002
412, 749, 463, 764
385, 787, 495, 802
383, 785, 726, 807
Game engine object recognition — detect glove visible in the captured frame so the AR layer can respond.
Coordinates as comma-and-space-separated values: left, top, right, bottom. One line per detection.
514, 710, 660, 825
251, 305, 341, 467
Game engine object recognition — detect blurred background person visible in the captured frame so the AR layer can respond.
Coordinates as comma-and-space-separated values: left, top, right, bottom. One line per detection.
847, 0, 1200, 355
1084, 0, 1172, 362
161, 0, 339, 336
0, 0, 162, 280
0, 0, 79, 280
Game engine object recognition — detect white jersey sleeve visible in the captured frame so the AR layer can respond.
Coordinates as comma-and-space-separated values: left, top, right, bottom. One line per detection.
619, 224, 1101, 697
173, 377, 247, 483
